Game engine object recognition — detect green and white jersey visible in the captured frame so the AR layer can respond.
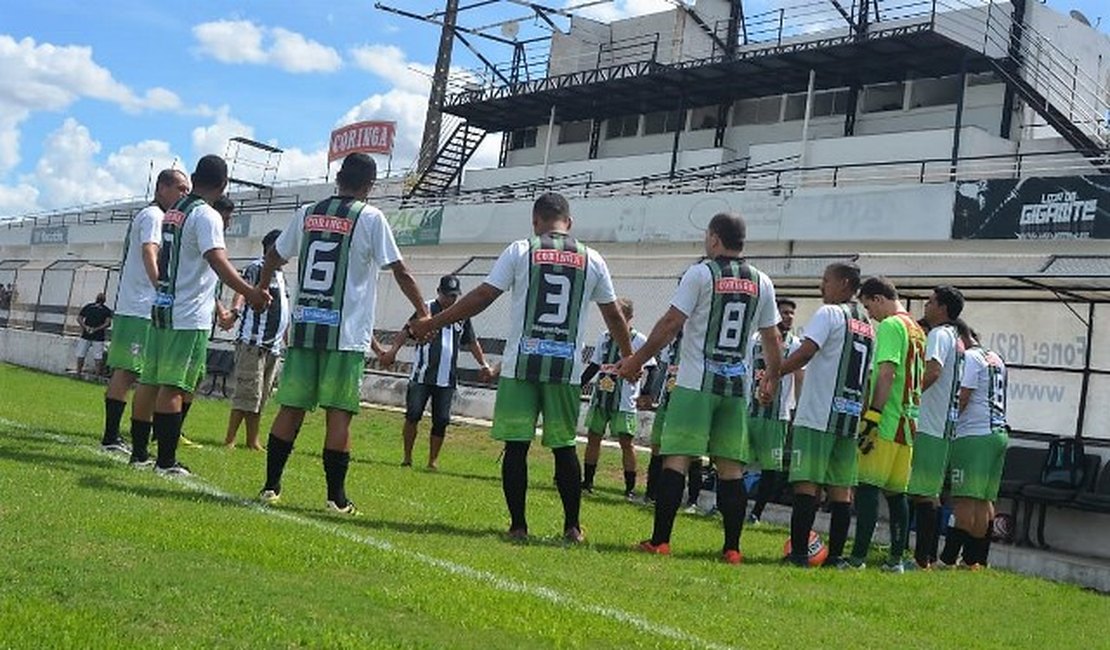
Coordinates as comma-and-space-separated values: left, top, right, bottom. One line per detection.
793, 302, 875, 437
747, 330, 801, 421
151, 194, 225, 331
484, 233, 616, 384
918, 323, 965, 439
589, 329, 654, 413
671, 258, 779, 398
276, 197, 402, 353
657, 333, 682, 408
115, 204, 163, 318
955, 346, 1008, 438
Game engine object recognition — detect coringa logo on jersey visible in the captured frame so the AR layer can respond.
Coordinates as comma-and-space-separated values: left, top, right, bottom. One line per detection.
848, 318, 875, 338
533, 249, 585, 269
714, 278, 757, 295
163, 210, 186, 226
305, 215, 353, 235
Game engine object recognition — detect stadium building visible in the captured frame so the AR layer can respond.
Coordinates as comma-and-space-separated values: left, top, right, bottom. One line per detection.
2, 0, 1110, 584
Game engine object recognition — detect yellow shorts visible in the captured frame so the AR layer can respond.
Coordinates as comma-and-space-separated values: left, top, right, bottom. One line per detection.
857, 437, 913, 493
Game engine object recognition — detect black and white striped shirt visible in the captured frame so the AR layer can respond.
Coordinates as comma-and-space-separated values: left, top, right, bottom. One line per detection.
411, 299, 476, 388
237, 259, 290, 354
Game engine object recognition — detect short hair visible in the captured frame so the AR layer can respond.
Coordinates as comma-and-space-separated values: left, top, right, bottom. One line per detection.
336, 153, 377, 191
616, 297, 633, 321
859, 275, 898, 300
825, 262, 862, 292
776, 298, 797, 311
156, 168, 186, 189
707, 212, 746, 251
533, 192, 570, 222
192, 155, 228, 190
262, 229, 282, 251
953, 318, 972, 342
932, 285, 965, 320
212, 196, 235, 215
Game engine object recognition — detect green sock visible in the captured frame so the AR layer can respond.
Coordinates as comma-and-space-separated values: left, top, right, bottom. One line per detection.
886, 493, 909, 562
851, 484, 881, 560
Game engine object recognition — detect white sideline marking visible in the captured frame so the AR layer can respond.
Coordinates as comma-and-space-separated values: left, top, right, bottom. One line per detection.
0, 417, 735, 650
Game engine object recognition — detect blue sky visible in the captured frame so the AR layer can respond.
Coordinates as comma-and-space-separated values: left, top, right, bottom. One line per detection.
0, 0, 1107, 216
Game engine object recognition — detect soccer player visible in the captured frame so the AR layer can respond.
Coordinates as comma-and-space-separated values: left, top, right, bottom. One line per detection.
616, 212, 780, 564
906, 286, 965, 568
257, 153, 427, 512
102, 169, 189, 453
939, 325, 1008, 569
75, 293, 113, 377
644, 332, 681, 505
380, 274, 492, 470
409, 192, 630, 543
848, 276, 925, 572
580, 297, 654, 500
222, 229, 290, 450
746, 297, 804, 524
776, 262, 873, 568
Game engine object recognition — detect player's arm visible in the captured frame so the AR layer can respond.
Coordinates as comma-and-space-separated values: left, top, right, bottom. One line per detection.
142, 242, 160, 287
958, 386, 973, 413
599, 301, 633, 357
468, 339, 490, 372
618, 306, 685, 379
256, 247, 286, 293
779, 338, 817, 376
416, 283, 502, 335
756, 325, 783, 404
389, 260, 429, 319
205, 249, 259, 299
793, 367, 805, 402
922, 359, 942, 391
580, 362, 601, 385
868, 361, 896, 412
370, 337, 386, 357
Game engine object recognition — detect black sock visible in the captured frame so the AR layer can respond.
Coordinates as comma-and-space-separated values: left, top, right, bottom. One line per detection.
828, 500, 852, 560
790, 493, 818, 563
751, 470, 777, 518
502, 442, 530, 532
129, 418, 152, 461
686, 459, 703, 505
940, 527, 969, 565
553, 446, 582, 531
103, 398, 126, 443
264, 434, 294, 492
886, 493, 910, 562
179, 401, 193, 430
914, 502, 939, 567
718, 478, 746, 553
652, 468, 685, 545
582, 462, 597, 488
646, 455, 662, 500
851, 484, 881, 561
981, 531, 993, 566
624, 470, 636, 494
322, 448, 351, 506
153, 411, 183, 468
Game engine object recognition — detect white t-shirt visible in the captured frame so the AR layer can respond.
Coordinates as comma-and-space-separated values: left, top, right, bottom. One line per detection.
793, 303, 874, 434
589, 329, 655, 413
746, 330, 802, 420
955, 347, 1008, 438
276, 200, 402, 353
670, 262, 779, 393
159, 201, 225, 330
484, 237, 616, 383
115, 204, 163, 318
918, 324, 962, 437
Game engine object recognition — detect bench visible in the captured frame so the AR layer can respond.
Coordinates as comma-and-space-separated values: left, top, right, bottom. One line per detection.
996, 445, 1048, 531
1018, 453, 1102, 549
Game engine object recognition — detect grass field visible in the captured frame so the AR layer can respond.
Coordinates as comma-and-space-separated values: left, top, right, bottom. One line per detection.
0, 363, 1106, 649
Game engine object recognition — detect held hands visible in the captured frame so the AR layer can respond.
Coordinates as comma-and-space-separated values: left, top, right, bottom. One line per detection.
378, 349, 397, 369
635, 395, 655, 411
857, 408, 882, 454
217, 310, 237, 331
757, 372, 777, 406
613, 357, 642, 383
246, 286, 271, 312
477, 365, 493, 383
407, 316, 435, 342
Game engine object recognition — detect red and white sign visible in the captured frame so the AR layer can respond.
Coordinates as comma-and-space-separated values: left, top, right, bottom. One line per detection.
533, 249, 585, 269
328, 121, 396, 162
305, 214, 354, 235
714, 277, 757, 295
848, 318, 875, 339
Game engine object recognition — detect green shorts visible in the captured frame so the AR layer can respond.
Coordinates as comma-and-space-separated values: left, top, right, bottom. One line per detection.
106, 314, 150, 374
906, 433, 950, 498
275, 348, 364, 413
949, 430, 1009, 500
659, 386, 749, 463
857, 436, 913, 493
748, 417, 787, 471
490, 377, 580, 449
788, 426, 858, 488
138, 327, 208, 391
650, 400, 669, 447
586, 406, 637, 437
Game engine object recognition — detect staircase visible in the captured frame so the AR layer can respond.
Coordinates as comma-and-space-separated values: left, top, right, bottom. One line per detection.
406, 121, 486, 199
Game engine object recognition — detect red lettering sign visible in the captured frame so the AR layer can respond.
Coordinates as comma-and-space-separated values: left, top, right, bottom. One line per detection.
328, 121, 396, 161
163, 210, 186, 226
715, 277, 758, 295
532, 249, 586, 269
304, 214, 353, 235
848, 318, 875, 338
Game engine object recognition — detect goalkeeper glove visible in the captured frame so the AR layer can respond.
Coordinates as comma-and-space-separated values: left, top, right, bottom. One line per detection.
858, 408, 882, 454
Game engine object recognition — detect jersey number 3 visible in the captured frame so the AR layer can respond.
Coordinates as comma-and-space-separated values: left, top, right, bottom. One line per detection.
538, 273, 571, 326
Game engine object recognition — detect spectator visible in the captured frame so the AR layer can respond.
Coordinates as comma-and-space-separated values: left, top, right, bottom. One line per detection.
76, 293, 113, 376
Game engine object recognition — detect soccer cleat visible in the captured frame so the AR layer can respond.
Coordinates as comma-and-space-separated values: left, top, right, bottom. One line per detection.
326, 500, 358, 515
258, 489, 281, 504
580, 483, 594, 495
563, 527, 586, 544
505, 528, 529, 542
721, 549, 744, 565
682, 504, 700, 515
624, 490, 637, 502
835, 557, 867, 570
129, 457, 154, 469
636, 540, 671, 555
880, 560, 906, 574
964, 563, 985, 572
154, 462, 192, 476
101, 439, 131, 454
178, 436, 202, 448
746, 513, 761, 525
638, 495, 656, 507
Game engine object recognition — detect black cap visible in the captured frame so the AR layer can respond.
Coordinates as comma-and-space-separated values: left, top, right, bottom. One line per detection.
438, 275, 461, 296
262, 229, 282, 250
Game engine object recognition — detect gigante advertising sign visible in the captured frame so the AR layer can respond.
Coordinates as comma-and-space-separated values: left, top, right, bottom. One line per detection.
952, 175, 1110, 239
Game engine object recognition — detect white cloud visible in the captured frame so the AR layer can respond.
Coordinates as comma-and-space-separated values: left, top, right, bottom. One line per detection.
193, 20, 341, 73
338, 88, 429, 173
566, 0, 674, 22
350, 44, 432, 94
191, 105, 254, 157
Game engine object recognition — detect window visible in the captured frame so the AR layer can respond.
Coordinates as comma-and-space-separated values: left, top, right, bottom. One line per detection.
734, 96, 782, 125
689, 106, 722, 130
508, 127, 537, 150
643, 110, 686, 135
558, 120, 591, 144
910, 75, 963, 109
783, 89, 851, 121
606, 114, 639, 139
861, 82, 905, 113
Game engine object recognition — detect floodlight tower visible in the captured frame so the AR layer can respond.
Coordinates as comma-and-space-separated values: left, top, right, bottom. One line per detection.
418, 0, 460, 175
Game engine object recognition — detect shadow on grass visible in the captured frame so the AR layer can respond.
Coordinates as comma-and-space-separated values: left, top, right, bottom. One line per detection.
0, 444, 120, 474
76, 473, 235, 508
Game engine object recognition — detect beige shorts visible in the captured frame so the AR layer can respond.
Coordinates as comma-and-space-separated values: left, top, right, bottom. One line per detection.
75, 338, 106, 360
231, 341, 280, 413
